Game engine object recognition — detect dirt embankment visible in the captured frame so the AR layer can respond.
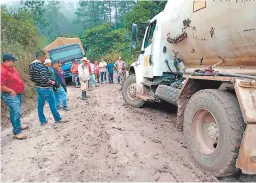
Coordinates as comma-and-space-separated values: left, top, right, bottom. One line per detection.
1, 84, 255, 182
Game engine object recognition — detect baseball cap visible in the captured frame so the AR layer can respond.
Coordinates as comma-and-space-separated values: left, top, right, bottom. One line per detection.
44, 59, 52, 64
2, 53, 18, 62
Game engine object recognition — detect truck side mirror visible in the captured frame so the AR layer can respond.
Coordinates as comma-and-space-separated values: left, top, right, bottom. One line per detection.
132, 24, 137, 49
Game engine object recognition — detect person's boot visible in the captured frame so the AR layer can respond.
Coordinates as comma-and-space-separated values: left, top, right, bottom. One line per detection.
82, 91, 86, 100
14, 133, 27, 140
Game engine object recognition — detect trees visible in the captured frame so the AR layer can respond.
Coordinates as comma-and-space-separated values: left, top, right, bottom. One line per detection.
79, 1, 167, 67
75, 1, 108, 29
75, 0, 136, 30
20, 0, 47, 30
80, 23, 131, 61
124, 1, 167, 40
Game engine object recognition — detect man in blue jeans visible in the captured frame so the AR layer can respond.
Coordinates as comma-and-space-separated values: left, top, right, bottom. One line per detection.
1, 53, 28, 140
46, 59, 69, 110
29, 51, 68, 126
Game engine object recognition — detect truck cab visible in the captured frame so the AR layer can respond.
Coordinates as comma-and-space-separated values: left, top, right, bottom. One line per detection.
48, 44, 83, 80
127, 13, 184, 105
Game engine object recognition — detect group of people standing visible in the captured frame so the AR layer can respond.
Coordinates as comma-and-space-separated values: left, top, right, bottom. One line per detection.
1, 52, 126, 140
1, 52, 68, 140
70, 56, 126, 88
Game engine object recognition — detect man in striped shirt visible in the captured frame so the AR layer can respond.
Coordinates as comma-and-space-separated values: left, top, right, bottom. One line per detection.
29, 51, 68, 126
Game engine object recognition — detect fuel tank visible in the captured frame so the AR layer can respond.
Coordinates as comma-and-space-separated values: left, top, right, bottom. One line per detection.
160, 0, 256, 75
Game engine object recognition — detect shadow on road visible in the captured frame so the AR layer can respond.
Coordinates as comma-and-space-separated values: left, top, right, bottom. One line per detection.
144, 101, 177, 114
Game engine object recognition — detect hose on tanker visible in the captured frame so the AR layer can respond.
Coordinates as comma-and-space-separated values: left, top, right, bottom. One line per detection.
192, 70, 256, 80
216, 72, 256, 80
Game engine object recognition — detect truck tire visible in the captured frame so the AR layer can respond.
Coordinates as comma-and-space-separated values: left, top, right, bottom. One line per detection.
183, 89, 245, 177
122, 74, 145, 108
155, 85, 180, 106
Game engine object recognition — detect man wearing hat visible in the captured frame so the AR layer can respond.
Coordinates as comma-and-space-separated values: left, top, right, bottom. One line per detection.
29, 51, 68, 126
78, 57, 90, 100
1, 53, 27, 140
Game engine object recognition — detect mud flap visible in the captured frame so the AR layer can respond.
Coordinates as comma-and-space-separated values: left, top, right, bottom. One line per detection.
236, 124, 256, 174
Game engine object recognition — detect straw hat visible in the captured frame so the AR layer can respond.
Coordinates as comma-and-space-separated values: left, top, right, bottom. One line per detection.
82, 57, 88, 61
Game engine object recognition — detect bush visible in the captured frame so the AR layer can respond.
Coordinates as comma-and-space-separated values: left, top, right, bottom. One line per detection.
1, 7, 43, 126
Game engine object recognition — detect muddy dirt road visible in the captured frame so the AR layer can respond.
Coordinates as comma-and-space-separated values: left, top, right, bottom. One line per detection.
1, 84, 254, 182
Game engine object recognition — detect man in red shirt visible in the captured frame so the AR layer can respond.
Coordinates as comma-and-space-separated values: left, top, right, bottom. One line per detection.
94, 61, 100, 83
70, 59, 79, 88
1, 53, 27, 140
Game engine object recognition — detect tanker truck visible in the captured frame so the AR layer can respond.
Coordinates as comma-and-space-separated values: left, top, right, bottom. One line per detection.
122, 0, 256, 177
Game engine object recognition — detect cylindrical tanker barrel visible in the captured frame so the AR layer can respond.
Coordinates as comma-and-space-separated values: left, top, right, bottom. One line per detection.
160, 0, 256, 75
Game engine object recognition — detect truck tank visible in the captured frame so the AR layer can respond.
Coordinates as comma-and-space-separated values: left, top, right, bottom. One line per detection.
160, 0, 256, 76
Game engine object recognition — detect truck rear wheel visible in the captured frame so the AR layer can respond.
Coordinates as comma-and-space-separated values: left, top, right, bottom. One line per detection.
184, 89, 245, 177
122, 74, 145, 108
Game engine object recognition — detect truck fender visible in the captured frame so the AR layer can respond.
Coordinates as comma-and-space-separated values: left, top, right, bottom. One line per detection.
129, 61, 146, 95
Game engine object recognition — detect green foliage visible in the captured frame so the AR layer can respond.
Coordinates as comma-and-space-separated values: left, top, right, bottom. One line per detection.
20, 0, 47, 30
75, 1, 135, 30
42, 0, 80, 42
1, 7, 39, 48
80, 1, 167, 69
80, 23, 136, 68
1, 6, 41, 100
75, 1, 109, 29
124, 1, 167, 40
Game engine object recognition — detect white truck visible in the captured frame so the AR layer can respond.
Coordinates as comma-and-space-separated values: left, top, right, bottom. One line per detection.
122, 0, 256, 177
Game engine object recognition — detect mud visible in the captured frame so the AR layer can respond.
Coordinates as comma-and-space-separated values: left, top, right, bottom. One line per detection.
1, 84, 254, 182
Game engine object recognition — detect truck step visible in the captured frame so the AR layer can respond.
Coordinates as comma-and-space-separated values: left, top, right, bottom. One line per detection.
155, 85, 180, 106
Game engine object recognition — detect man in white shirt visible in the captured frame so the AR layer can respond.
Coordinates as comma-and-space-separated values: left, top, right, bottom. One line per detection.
78, 57, 90, 100
89, 60, 98, 88
99, 58, 107, 84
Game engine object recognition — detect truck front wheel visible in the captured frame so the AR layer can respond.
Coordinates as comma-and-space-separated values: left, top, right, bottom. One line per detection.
184, 89, 245, 177
122, 74, 145, 108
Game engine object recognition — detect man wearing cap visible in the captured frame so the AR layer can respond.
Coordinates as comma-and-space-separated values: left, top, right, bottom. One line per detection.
78, 57, 90, 100
29, 51, 67, 126
45, 59, 68, 110
70, 59, 79, 88
1, 53, 27, 140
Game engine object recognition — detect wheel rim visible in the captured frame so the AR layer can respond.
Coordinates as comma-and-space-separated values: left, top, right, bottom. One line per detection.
127, 83, 137, 100
192, 109, 219, 155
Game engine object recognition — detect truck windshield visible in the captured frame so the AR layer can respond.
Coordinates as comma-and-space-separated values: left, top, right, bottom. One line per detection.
49, 44, 84, 62
144, 21, 157, 49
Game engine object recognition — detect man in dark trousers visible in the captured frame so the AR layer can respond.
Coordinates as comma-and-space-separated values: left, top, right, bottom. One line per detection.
1, 53, 28, 140
29, 51, 68, 126
106, 60, 114, 84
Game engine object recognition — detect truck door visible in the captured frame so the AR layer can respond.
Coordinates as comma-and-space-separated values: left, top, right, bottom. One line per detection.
139, 21, 156, 78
